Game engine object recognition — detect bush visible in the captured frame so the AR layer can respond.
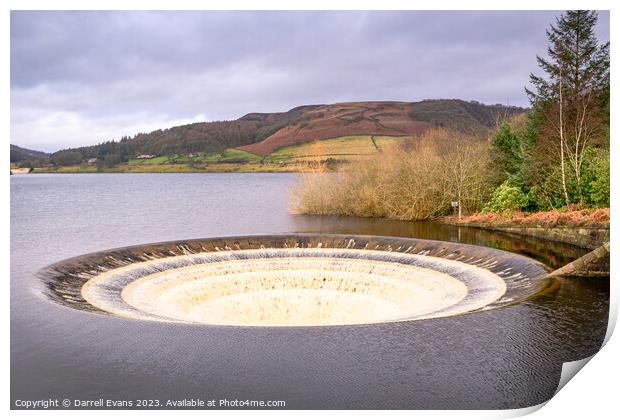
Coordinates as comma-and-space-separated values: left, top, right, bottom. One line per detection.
484, 181, 528, 213
291, 128, 495, 220
582, 148, 610, 207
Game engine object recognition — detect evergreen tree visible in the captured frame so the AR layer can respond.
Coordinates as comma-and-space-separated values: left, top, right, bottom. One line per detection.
491, 123, 523, 179
526, 10, 609, 104
525, 10, 609, 206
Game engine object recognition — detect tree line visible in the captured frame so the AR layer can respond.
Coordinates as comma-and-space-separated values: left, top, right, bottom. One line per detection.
48, 118, 293, 166
293, 10, 610, 219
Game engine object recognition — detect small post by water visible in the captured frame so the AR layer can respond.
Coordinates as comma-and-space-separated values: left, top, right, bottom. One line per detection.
451, 201, 460, 220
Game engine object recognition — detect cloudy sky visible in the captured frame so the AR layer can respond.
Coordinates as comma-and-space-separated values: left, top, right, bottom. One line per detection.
11, 10, 610, 152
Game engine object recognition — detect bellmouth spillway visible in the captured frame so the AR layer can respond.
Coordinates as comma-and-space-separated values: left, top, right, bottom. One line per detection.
38, 234, 551, 327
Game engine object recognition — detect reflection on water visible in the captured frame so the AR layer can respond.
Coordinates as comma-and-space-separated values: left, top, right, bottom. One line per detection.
292, 214, 587, 269
10, 173, 608, 409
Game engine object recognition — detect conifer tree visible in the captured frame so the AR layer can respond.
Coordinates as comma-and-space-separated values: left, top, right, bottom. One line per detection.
527, 10, 609, 104
526, 10, 609, 206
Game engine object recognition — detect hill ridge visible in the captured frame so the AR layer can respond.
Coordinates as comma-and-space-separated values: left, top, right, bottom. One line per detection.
15, 99, 527, 163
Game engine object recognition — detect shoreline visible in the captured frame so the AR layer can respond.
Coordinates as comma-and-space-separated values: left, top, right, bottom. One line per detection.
11, 169, 611, 249
21, 169, 305, 174
18, 162, 329, 174
439, 209, 610, 250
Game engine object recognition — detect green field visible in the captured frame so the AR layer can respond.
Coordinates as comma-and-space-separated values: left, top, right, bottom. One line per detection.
126, 149, 263, 165
265, 135, 408, 162
117, 136, 408, 168
31, 135, 411, 173
127, 155, 170, 165
213, 149, 263, 163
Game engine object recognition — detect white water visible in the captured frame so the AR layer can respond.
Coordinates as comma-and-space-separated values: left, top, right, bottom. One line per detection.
81, 248, 507, 326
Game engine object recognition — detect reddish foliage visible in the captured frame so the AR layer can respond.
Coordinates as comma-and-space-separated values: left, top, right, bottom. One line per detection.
447, 207, 609, 227
590, 208, 611, 222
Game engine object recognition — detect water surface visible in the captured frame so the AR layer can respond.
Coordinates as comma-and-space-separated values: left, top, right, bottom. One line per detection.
11, 173, 608, 409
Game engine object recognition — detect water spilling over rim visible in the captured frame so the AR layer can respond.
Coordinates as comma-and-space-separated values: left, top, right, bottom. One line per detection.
39, 234, 551, 327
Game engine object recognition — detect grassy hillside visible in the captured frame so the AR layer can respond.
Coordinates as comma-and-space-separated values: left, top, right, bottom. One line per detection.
265, 135, 405, 161
46, 105, 318, 166
37, 100, 526, 167
29, 135, 412, 173
125, 149, 263, 165
240, 100, 526, 156
239, 102, 427, 155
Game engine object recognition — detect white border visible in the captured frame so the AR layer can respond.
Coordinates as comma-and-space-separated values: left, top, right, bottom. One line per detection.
4, 1, 617, 419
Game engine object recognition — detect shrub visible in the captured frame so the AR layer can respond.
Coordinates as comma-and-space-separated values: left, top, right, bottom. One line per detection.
291, 128, 495, 220
584, 148, 610, 207
484, 181, 528, 213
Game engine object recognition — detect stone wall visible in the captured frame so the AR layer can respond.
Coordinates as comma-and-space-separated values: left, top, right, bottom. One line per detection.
457, 225, 609, 250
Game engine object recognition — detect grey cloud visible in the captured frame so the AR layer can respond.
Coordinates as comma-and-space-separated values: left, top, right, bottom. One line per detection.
10, 10, 610, 151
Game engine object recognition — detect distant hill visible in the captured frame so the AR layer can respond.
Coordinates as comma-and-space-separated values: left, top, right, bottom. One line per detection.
239, 102, 429, 155
10, 144, 50, 165
43, 100, 526, 162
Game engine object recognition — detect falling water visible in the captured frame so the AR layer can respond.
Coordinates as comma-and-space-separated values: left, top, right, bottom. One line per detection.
39, 234, 550, 327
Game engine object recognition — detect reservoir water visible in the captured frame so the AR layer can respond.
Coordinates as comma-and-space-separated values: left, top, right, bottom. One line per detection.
10, 173, 609, 409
